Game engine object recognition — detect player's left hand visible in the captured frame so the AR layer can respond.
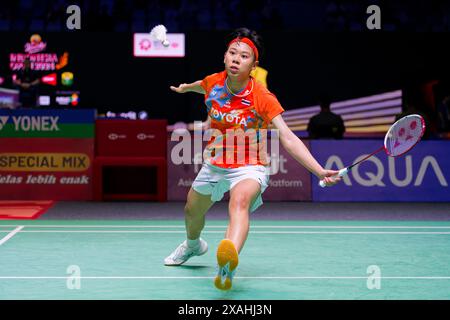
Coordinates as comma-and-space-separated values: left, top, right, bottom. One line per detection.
170, 83, 189, 93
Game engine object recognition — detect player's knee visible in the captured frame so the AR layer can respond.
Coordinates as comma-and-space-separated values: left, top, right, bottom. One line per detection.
184, 203, 193, 216
184, 203, 199, 219
229, 194, 251, 211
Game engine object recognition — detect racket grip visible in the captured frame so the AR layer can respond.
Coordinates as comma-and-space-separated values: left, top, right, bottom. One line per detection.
319, 168, 349, 188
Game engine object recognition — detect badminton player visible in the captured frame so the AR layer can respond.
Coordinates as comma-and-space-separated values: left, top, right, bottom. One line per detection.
165, 28, 341, 290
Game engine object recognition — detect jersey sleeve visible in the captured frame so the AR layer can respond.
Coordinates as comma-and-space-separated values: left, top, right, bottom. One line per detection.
200, 72, 221, 94
256, 89, 285, 123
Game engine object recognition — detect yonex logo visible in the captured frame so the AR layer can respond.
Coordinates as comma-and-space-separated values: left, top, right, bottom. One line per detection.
0, 116, 8, 130
3, 116, 59, 132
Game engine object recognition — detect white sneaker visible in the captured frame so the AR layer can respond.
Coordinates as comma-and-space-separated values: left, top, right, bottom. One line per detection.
164, 238, 208, 266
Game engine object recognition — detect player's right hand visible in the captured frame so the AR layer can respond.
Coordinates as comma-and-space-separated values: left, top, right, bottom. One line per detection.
170, 84, 188, 93
318, 169, 342, 187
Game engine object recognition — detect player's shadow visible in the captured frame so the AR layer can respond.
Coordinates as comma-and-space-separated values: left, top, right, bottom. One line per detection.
178, 265, 211, 270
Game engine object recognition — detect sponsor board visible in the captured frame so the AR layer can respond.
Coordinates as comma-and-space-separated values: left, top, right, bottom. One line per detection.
0, 109, 95, 200
311, 140, 450, 201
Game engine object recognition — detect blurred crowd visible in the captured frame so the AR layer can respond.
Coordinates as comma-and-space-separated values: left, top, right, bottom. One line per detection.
0, 0, 449, 32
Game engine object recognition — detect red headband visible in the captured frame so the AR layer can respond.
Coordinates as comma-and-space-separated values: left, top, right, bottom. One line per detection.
228, 37, 259, 61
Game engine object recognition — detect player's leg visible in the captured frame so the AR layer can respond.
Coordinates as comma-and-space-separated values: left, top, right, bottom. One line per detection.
164, 188, 214, 266
185, 187, 214, 241
215, 178, 261, 290
226, 178, 261, 252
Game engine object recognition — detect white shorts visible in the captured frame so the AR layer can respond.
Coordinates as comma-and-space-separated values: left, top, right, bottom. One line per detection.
192, 163, 270, 212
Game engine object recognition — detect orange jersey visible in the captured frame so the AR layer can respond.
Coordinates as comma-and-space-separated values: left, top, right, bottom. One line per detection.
200, 70, 284, 168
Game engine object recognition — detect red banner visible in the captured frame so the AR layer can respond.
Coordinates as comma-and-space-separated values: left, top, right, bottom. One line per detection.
0, 138, 93, 200
95, 119, 167, 157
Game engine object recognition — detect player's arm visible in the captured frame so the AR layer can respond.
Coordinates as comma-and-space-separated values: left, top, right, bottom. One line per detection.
271, 114, 340, 185
170, 80, 205, 94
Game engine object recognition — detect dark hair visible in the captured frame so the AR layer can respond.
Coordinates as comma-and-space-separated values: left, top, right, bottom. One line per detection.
318, 94, 331, 110
226, 27, 264, 61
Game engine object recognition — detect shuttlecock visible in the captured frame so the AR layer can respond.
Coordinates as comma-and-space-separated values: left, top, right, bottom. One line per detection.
150, 24, 170, 47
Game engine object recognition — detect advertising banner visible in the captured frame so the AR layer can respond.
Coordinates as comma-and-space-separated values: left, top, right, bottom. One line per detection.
311, 140, 450, 202
0, 109, 95, 200
134, 33, 185, 58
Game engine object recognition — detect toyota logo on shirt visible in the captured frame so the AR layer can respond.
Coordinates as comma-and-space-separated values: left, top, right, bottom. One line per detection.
137, 133, 156, 140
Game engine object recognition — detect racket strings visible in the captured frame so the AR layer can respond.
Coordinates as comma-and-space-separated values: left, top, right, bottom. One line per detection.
384, 115, 425, 157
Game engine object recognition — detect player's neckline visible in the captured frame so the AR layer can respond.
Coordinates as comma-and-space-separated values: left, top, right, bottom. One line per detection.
225, 77, 253, 98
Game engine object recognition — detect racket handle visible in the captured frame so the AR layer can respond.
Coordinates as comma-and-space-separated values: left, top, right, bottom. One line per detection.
319, 168, 349, 188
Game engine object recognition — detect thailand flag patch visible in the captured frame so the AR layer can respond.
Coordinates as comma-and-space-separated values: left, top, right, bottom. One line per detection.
241, 99, 251, 106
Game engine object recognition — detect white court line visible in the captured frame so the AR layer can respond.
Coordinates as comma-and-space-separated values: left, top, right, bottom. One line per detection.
0, 276, 450, 280
0, 230, 449, 235
1, 225, 450, 229
0, 226, 24, 246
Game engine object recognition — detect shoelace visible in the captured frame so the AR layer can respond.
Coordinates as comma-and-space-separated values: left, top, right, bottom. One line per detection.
170, 243, 188, 260
171, 242, 198, 261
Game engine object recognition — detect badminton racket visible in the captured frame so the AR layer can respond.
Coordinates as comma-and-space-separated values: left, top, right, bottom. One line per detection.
319, 114, 426, 187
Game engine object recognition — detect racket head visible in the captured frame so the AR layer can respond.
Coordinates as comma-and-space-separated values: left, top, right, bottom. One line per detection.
383, 114, 426, 157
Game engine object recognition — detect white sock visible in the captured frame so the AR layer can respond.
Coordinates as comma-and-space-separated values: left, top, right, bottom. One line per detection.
187, 238, 200, 248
